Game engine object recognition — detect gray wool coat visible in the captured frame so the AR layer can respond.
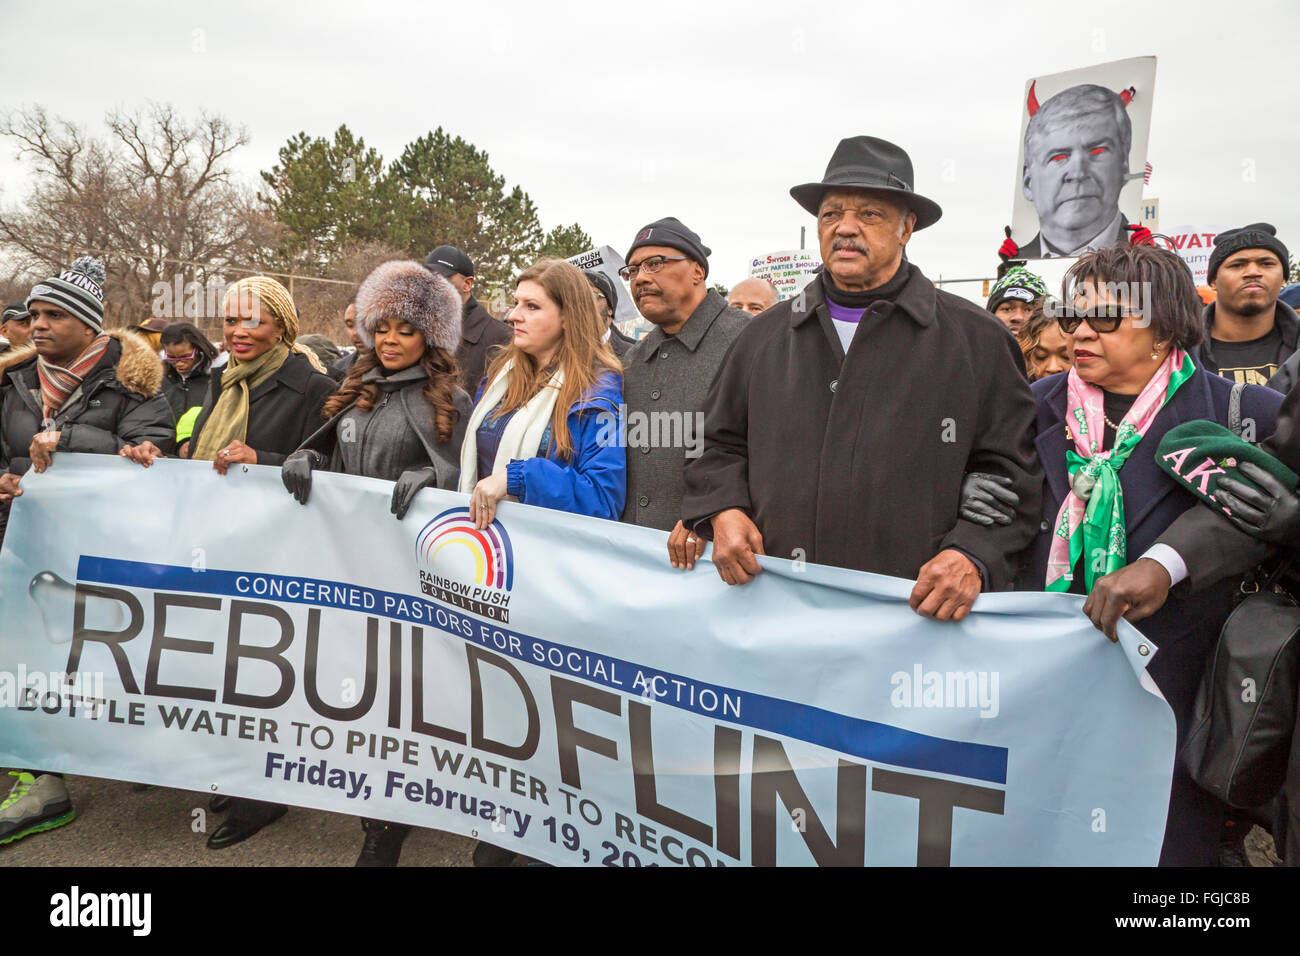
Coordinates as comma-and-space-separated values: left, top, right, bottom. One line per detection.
620, 290, 750, 532
295, 366, 472, 490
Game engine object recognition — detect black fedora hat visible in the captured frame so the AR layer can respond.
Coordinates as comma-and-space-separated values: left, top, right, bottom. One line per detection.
790, 136, 942, 230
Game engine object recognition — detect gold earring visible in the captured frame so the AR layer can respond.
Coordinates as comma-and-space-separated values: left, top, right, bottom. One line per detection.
1150, 341, 1163, 360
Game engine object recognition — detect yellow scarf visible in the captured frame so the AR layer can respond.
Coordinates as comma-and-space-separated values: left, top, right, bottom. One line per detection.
191, 342, 290, 461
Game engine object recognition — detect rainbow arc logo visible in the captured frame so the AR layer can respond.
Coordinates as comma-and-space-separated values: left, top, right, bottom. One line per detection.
414, 507, 514, 622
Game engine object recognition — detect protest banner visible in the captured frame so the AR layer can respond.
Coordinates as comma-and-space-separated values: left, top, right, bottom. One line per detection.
1162, 225, 1222, 287
747, 249, 820, 300
0, 456, 1176, 866
566, 245, 641, 335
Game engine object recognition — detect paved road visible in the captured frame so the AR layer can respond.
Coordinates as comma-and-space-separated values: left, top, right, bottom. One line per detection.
2, 770, 1280, 866
0, 772, 480, 866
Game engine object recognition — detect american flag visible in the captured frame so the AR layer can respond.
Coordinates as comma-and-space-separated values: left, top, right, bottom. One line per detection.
1143, 161, 1153, 185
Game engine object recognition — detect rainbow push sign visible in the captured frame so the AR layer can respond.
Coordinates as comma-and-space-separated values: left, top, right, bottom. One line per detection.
415, 507, 514, 622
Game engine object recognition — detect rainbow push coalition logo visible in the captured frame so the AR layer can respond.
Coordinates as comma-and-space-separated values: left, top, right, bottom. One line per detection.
415, 507, 514, 622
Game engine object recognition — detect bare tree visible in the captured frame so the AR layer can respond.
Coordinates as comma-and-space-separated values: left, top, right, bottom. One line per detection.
0, 103, 256, 326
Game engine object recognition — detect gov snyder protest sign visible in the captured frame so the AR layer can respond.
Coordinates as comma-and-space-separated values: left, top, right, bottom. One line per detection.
0, 456, 1176, 865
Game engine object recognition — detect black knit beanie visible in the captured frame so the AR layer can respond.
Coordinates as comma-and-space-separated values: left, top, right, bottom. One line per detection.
1207, 223, 1289, 283
625, 217, 712, 278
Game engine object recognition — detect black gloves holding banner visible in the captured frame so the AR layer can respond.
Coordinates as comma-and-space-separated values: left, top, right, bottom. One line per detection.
281, 450, 321, 505
282, 452, 439, 519
390, 467, 439, 520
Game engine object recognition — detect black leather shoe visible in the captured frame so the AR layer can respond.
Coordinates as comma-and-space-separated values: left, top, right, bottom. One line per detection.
472, 840, 518, 867
206, 802, 286, 850
209, 794, 231, 813
355, 819, 411, 867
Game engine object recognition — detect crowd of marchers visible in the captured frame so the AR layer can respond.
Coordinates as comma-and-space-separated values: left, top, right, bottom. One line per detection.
2, 129, 1299, 870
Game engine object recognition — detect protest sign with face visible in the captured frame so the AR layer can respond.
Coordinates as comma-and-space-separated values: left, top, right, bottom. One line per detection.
1011, 56, 1157, 260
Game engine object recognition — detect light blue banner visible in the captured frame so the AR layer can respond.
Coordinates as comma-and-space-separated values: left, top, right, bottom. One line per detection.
0, 456, 1175, 865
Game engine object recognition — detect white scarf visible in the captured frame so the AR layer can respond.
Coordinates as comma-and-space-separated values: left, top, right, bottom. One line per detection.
458, 360, 564, 493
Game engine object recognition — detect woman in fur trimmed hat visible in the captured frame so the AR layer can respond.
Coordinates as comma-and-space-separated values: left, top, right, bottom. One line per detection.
282, 260, 472, 517
459, 258, 626, 531
279, 259, 472, 866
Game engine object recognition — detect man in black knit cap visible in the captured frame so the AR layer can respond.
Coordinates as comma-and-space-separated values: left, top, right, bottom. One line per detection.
1196, 223, 1296, 388
0, 256, 173, 847
618, 217, 748, 551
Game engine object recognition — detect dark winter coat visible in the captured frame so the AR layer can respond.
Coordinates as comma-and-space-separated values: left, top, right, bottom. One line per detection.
187, 351, 337, 466
0, 331, 175, 476
621, 291, 749, 532
457, 296, 512, 397
681, 266, 1043, 588
330, 349, 361, 383
296, 365, 472, 489
1016, 367, 1283, 865
0, 331, 175, 542
608, 324, 636, 358
1196, 299, 1300, 386
1147, 357, 1300, 864
162, 365, 213, 420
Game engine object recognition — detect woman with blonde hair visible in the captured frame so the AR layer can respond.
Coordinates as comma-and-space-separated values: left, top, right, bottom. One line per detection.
123, 276, 336, 849
460, 258, 626, 530
182, 276, 336, 471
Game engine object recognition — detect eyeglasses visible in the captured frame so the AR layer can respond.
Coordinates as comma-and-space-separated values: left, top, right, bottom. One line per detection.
224, 316, 263, 330
618, 255, 688, 281
1050, 303, 1139, 335
163, 350, 197, 363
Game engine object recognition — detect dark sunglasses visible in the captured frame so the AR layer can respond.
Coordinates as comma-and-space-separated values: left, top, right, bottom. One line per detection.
1050, 304, 1139, 335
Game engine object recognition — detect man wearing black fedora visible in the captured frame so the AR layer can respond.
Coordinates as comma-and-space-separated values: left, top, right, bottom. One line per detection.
681, 136, 1042, 619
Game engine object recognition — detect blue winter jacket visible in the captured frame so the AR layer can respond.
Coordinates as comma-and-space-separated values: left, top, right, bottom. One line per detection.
475, 370, 627, 521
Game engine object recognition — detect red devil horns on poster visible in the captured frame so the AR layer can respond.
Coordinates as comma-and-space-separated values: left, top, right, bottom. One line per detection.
1026, 80, 1136, 116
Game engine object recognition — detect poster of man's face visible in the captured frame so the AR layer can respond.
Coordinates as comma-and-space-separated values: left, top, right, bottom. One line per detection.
1011, 56, 1156, 260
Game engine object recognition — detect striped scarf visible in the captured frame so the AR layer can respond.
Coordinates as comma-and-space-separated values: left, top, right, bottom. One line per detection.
36, 333, 111, 420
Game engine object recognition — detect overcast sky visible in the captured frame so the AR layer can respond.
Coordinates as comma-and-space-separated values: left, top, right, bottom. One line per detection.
2, 0, 1296, 303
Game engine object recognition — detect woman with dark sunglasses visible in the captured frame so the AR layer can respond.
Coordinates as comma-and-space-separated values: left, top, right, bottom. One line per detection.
1004, 244, 1285, 865
159, 322, 218, 449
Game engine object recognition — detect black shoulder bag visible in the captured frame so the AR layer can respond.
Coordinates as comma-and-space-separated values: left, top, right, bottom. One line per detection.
1180, 383, 1300, 808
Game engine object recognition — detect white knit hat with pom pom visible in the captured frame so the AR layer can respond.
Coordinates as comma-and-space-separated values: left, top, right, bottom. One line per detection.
27, 256, 107, 331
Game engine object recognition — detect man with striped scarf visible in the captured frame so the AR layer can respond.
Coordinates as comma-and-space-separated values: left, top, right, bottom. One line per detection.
0, 256, 173, 847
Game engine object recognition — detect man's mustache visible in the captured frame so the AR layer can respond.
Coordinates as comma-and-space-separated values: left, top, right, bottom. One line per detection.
832, 239, 868, 254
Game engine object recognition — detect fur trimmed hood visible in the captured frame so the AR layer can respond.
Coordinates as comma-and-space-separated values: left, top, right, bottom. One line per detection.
355, 260, 462, 353
0, 329, 165, 398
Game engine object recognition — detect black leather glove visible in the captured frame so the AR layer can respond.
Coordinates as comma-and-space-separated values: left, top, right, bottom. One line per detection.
960, 472, 1020, 526
391, 467, 439, 520
281, 450, 319, 505
1216, 461, 1300, 547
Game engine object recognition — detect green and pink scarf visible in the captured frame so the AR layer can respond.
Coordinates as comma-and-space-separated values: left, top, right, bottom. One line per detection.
1045, 347, 1196, 592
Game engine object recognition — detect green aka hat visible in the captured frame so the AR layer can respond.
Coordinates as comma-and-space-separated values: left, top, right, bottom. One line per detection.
1156, 420, 1298, 517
